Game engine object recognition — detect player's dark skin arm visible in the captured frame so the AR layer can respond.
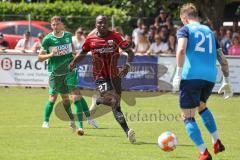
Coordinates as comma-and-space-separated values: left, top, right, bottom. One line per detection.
68, 51, 87, 71
118, 47, 135, 78
217, 48, 229, 77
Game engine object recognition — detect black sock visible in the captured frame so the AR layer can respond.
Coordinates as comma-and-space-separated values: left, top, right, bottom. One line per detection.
112, 106, 129, 135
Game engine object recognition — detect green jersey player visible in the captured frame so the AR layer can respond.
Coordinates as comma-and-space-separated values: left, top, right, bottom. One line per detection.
38, 16, 98, 135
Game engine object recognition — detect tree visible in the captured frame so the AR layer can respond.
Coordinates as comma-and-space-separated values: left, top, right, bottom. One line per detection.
82, 0, 230, 29
237, 6, 240, 16
83, 0, 165, 18
195, 0, 226, 29
81, 0, 238, 30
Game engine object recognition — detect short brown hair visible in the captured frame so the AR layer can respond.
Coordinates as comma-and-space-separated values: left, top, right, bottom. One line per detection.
51, 16, 62, 23
76, 27, 83, 32
180, 3, 198, 18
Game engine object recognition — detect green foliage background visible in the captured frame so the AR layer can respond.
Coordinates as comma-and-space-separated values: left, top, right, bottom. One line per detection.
0, 0, 238, 34
0, 1, 130, 33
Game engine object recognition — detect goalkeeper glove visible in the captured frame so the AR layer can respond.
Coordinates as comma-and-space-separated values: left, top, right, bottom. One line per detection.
218, 77, 233, 99
172, 67, 182, 92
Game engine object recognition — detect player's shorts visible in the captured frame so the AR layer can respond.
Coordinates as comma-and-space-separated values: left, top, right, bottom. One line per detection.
179, 79, 215, 109
96, 77, 122, 95
48, 70, 78, 95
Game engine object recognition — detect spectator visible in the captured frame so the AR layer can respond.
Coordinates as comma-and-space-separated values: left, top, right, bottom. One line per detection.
219, 26, 226, 38
223, 29, 232, 54
0, 32, 10, 51
166, 17, 176, 35
154, 17, 161, 34
141, 24, 148, 35
134, 32, 150, 56
124, 34, 135, 49
159, 26, 169, 43
72, 27, 85, 53
15, 31, 35, 51
32, 32, 45, 53
158, 9, 168, 27
228, 36, 240, 56
148, 25, 156, 43
219, 27, 228, 51
132, 18, 144, 45
232, 21, 239, 38
120, 34, 135, 55
147, 34, 168, 55
167, 34, 177, 54
237, 29, 240, 38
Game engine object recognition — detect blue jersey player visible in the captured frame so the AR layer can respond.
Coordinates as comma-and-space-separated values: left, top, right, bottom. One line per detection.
172, 3, 233, 160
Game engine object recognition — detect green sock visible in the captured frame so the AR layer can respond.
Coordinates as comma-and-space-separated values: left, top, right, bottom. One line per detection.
63, 100, 74, 121
81, 97, 91, 118
44, 101, 54, 122
74, 100, 83, 128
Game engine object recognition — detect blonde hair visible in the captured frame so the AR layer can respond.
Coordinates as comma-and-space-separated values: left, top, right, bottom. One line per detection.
180, 3, 198, 18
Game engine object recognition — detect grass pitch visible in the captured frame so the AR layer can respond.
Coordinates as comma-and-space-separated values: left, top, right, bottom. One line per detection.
0, 87, 239, 160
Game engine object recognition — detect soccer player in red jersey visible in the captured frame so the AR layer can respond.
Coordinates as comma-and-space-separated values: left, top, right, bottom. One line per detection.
69, 15, 136, 143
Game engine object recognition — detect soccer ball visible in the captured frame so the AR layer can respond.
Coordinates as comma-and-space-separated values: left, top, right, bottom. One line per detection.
77, 128, 84, 136
157, 131, 177, 152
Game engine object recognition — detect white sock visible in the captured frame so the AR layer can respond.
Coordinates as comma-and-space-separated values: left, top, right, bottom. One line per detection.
211, 131, 219, 144
87, 117, 92, 120
197, 144, 207, 154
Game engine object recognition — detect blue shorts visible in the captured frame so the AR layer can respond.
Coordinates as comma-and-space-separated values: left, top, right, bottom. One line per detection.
179, 79, 215, 109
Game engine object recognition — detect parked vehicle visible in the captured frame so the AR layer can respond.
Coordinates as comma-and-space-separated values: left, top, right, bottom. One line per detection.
0, 21, 52, 49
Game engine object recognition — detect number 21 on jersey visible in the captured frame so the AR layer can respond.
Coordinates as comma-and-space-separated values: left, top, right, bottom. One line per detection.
194, 31, 213, 53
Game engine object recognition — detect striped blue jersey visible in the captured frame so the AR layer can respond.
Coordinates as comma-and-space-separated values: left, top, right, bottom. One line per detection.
176, 22, 217, 83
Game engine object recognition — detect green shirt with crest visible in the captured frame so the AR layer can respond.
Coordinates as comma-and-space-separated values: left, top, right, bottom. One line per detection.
41, 31, 74, 75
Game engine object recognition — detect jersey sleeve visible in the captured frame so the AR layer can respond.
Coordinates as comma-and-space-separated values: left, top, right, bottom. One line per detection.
82, 37, 91, 53
176, 26, 189, 39
114, 32, 131, 50
41, 36, 50, 53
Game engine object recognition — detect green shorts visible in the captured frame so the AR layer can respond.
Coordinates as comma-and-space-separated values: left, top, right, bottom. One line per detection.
48, 70, 78, 95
